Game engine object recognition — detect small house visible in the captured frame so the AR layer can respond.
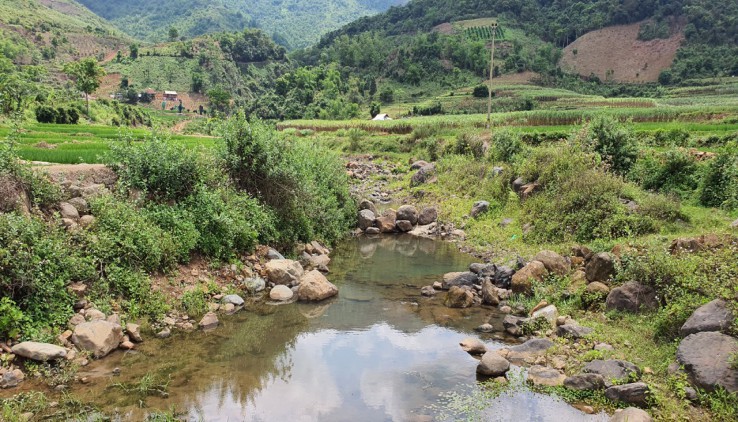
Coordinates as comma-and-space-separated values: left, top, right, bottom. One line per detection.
372, 113, 392, 121
163, 91, 178, 101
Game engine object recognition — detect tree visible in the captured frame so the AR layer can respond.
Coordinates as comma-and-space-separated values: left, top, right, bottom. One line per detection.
369, 102, 381, 118
130, 44, 139, 60
168, 27, 179, 42
207, 87, 232, 114
63, 58, 106, 116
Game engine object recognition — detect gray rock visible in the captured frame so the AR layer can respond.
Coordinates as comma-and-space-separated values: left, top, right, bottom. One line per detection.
199, 312, 219, 330
442, 272, 479, 289
605, 282, 657, 313
512, 177, 526, 193
0, 370, 24, 389
531, 305, 558, 327
59, 202, 80, 220
411, 164, 436, 186
126, 323, 143, 343
11, 342, 67, 362
680, 299, 734, 337
609, 408, 652, 422
396, 220, 414, 232
594, 343, 614, 352
270, 285, 294, 301
265, 260, 304, 285
583, 360, 641, 387
477, 352, 510, 377
156, 328, 171, 339
564, 373, 606, 391
365, 227, 381, 235
460, 337, 487, 355
85, 309, 106, 321
420, 286, 437, 297
605, 382, 650, 406
503, 315, 527, 336
297, 270, 338, 302
533, 250, 570, 276
476, 324, 495, 333
244, 277, 266, 293
71, 321, 124, 358
492, 265, 515, 289
266, 248, 285, 260
470, 201, 490, 218
67, 197, 89, 215
527, 366, 566, 387
358, 199, 377, 215
418, 207, 438, 225
481, 280, 500, 306
397, 205, 419, 225
222, 294, 245, 307
677, 331, 738, 392
507, 338, 555, 361
444, 286, 474, 308
557, 324, 594, 339
358, 209, 376, 231
586, 252, 616, 282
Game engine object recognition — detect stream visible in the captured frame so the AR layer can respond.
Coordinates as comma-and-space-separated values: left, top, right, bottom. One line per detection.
69, 235, 608, 421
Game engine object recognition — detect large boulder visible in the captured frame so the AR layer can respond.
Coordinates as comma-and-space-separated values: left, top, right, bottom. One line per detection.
470, 201, 490, 218
418, 207, 438, 225
531, 305, 558, 328
511, 261, 547, 295
375, 209, 397, 233
585, 252, 616, 282
583, 360, 641, 387
609, 408, 652, 422
564, 373, 605, 391
11, 342, 67, 362
442, 272, 479, 290
533, 251, 570, 276
477, 352, 510, 377
680, 299, 734, 337
58, 202, 80, 220
605, 382, 650, 407
527, 366, 566, 387
506, 338, 555, 362
244, 277, 266, 293
396, 220, 414, 232
358, 199, 377, 215
297, 270, 339, 302
358, 209, 376, 231
605, 282, 657, 313
481, 280, 500, 306
265, 260, 304, 285
396, 205, 419, 225
444, 286, 474, 308
71, 321, 124, 358
411, 164, 436, 186
676, 331, 738, 392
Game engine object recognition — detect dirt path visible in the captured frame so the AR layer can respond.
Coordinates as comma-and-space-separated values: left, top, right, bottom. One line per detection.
171, 119, 193, 134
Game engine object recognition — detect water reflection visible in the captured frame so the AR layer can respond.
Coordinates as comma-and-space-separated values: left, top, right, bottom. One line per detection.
71, 235, 606, 421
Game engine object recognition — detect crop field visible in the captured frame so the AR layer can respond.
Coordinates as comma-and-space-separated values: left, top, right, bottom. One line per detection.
0, 123, 215, 164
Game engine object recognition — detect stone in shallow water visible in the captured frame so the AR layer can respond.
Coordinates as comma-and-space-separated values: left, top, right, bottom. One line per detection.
270, 285, 294, 301
199, 312, 219, 330
477, 351, 510, 377
459, 337, 487, 355
527, 365, 566, 387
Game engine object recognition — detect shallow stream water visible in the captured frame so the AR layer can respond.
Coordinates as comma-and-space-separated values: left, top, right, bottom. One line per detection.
68, 235, 607, 421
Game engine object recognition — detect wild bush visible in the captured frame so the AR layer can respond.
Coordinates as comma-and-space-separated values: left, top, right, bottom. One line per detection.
0, 297, 26, 340
94, 265, 168, 321
453, 133, 485, 159
0, 213, 95, 335
520, 144, 657, 243
580, 115, 638, 175
629, 149, 700, 199
108, 134, 207, 202
218, 113, 355, 246
436, 155, 509, 208
88, 195, 178, 272
490, 129, 524, 163
699, 142, 738, 210
143, 204, 200, 263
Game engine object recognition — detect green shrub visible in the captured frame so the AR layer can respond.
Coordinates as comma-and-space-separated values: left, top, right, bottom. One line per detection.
453, 133, 485, 159
184, 186, 271, 260
581, 115, 638, 175
34, 106, 57, 124
629, 149, 700, 199
143, 205, 200, 262
219, 113, 355, 246
637, 193, 688, 223
699, 142, 738, 210
472, 85, 489, 98
108, 134, 207, 202
181, 285, 209, 317
0, 297, 26, 340
490, 129, 524, 163
89, 195, 178, 272
1, 125, 61, 208
0, 213, 94, 334
100, 265, 168, 320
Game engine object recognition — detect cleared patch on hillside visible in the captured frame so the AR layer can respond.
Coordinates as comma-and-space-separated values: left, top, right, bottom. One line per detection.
559, 22, 684, 83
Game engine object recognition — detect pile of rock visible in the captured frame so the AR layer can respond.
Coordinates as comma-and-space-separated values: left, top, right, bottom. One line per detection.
264, 257, 339, 303
356, 200, 438, 235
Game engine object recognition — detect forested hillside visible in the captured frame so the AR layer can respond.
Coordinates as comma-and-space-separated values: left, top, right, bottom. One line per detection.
76, 0, 408, 49
305, 0, 738, 84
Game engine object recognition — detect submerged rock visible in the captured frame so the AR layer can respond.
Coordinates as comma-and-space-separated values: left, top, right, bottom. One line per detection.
444, 286, 474, 308
459, 338, 487, 355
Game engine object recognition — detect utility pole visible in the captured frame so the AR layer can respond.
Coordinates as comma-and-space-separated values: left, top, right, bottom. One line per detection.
486, 22, 498, 130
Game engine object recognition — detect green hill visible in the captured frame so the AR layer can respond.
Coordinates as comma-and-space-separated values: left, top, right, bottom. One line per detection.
76, 0, 408, 49
0, 0, 129, 65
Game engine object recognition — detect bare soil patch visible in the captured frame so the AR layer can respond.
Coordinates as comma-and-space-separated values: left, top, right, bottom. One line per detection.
559, 22, 684, 83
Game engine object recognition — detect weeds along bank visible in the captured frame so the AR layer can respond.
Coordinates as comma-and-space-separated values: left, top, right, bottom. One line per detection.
339, 115, 738, 420
0, 112, 355, 396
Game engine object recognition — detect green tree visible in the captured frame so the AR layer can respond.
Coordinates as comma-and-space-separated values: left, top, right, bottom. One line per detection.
63, 58, 106, 116
168, 27, 179, 42
369, 102, 381, 118
130, 44, 139, 60
207, 87, 232, 114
